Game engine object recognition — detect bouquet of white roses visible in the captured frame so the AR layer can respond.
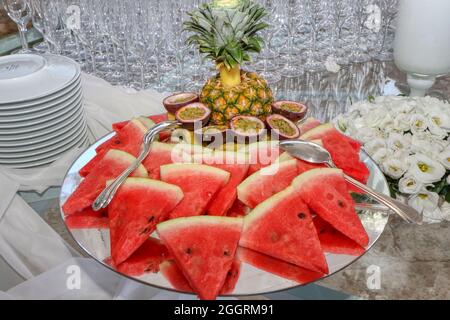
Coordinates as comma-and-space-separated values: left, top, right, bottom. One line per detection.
335, 96, 450, 223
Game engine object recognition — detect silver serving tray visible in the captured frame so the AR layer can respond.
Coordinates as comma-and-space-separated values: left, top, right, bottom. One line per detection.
59, 132, 390, 296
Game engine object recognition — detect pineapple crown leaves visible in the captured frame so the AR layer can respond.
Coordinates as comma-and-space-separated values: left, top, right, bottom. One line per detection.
184, 0, 269, 70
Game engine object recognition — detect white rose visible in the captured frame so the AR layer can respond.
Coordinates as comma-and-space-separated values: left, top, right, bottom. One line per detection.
364, 110, 388, 128
428, 121, 448, 140
408, 189, 440, 214
364, 138, 386, 156
410, 133, 442, 157
355, 127, 380, 144
429, 111, 450, 131
410, 114, 429, 134
438, 149, 450, 170
398, 175, 423, 194
407, 153, 446, 184
382, 158, 408, 179
371, 148, 392, 165
393, 113, 412, 132
387, 132, 410, 153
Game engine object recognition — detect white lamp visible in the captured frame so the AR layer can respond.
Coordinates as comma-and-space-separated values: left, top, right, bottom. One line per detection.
394, 0, 450, 97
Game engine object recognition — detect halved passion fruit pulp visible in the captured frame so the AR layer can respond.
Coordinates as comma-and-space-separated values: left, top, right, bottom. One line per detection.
194, 125, 228, 146
230, 116, 266, 142
175, 103, 211, 130
266, 114, 300, 140
163, 93, 200, 114
272, 101, 308, 122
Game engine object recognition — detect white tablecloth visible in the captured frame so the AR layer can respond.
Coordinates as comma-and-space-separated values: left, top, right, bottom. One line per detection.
0, 74, 184, 299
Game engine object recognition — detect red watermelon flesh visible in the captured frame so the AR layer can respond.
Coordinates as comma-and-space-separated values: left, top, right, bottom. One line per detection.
142, 142, 194, 180
237, 159, 299, 209
160, 164, 230, 219
292, 168, 369, 247
237, 247, 324, 284
109, 178, 184, 265
243, 141, 281, 175
193, 151, 249, 216
160, 260, 193, 292
63, 150, 148, 216
79, 119, 149, 177
160, 259, 241, 295
227, 199, 251, 217
313, 215, 366, 256
116, 237, 169, 276
65, 208, 109, 229
240, 186, 328, 274
157, 216, 243, 300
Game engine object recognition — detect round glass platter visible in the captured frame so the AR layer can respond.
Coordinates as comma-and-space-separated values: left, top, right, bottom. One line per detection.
59, 132, 390, 297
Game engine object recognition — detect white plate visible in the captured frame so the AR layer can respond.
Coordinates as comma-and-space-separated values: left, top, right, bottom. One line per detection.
0, 94, 83, 129
59, 134, 391, 297
0, 54, 80, 105
0, 113, 86, 151
0, 108, 85, 142
0, 122, 87, 161
0, 134, 89, 169
0, 76, 81, 112
0, 87, 82, 123
0, 101, 84, 135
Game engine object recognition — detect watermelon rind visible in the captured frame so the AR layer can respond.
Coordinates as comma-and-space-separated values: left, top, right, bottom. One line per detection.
291, 167, 343, 188
160, 163, 230, 182
192, 150, 248, 166
119, 177, 184, 198
299, 123, 334, 140
157, 215, 243, 233
137, 116, 156, 129
105, 149, 148, 177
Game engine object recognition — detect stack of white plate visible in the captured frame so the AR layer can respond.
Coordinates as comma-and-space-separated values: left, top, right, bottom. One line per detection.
0, 54, 88, 169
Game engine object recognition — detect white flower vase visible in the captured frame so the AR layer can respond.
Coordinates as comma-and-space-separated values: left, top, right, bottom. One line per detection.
393, 0, 450, 97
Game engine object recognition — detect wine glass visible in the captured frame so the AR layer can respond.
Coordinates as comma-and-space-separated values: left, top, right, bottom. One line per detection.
4, 0, 32, 53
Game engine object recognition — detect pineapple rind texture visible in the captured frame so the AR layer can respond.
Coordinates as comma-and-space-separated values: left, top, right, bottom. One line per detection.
200, 71, 273, 125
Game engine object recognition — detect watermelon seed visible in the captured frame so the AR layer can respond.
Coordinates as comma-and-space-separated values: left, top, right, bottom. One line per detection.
271, 233, 279, 242
338, 200, 346, 208
223, 250, 230, 256
113, 140, 121, 145
297, 213, 306, 220
148, 216, 155, 223
139, 227, 151, 235
185, 248, 192, 255
320, 229, 326, 234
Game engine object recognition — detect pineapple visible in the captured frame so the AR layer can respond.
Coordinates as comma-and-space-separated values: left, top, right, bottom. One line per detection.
184, 0, 274, 125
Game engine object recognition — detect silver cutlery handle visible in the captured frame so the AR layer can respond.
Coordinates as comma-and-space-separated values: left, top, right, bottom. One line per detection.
343, 173, 423, 225
92, 143, 152, 211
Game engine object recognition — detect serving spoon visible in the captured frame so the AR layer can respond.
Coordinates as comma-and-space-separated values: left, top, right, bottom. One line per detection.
92, 121, 180, 212
279, 140, 423, 225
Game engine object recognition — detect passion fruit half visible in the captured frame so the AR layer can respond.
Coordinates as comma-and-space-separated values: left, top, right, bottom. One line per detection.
194, 125, 229, 146
266, 114, 300, 140
163, 92, 200, 114
230, 116, 266, 143
175, 103, 211, 130
272, 100, 308, 122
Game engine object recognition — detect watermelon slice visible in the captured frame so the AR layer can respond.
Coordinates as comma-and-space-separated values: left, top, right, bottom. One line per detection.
142, 142, 200, 180
157, 216, 243, 300
227, 199, 251, 217
292, 168, 369, 247
160, 164, 230, 219
240, 186, 328, 274
109, 177, 184, 265
112, 114, 167, 133
241, 141, 281, 175
80, 118, 151, 177
298, 117, 322, 134
65, 208, 109, 229
192, 151, 249, 216
237, 247, 324, 284
160, 260, 193, 292
300, 123, 361, 151
313, 215, 366, 256
160, 259, 241, 295
63, 150, 148, 216
116, 237, 169, 276
237, 159, 299, 208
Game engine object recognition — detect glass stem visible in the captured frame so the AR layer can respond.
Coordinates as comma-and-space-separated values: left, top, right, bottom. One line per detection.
18, 26, 29, 51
